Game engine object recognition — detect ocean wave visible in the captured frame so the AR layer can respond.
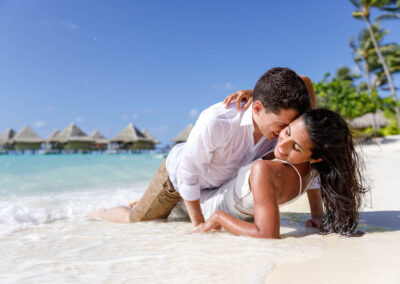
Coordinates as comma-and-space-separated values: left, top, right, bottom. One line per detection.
0, 187, 145, 236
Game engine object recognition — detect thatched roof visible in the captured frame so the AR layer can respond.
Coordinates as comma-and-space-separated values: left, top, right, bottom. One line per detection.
13, 126, 43, 143
0, 128, 16, 144
350, 110, 391, 129
142, 129, 159, 144
172, 124, 193, 143
56, 123, 92, 143
46, 129, 60, 142
111, 123, 151, 143
89, 130, 109, 144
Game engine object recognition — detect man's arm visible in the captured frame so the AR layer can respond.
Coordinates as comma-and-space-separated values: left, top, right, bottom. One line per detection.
177, 114, 227, 226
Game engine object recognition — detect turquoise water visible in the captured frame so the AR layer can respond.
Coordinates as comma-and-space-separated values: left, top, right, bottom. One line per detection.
0, 153, 163, 196
0, 153, 163, 235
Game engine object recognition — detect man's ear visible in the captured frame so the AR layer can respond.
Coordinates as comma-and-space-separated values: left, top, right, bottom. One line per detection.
310, 158, 323, 164
252, 100, 263, 114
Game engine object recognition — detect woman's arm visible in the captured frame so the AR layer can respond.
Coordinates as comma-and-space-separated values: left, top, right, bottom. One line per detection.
299, 75, 317, 108
223, 75, 316, 111
200, 161, 280, 239
305, 188, 324, 228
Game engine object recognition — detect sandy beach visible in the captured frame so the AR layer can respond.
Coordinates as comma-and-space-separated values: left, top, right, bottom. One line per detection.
1, 136, 399, 283
265, 135, 400, 284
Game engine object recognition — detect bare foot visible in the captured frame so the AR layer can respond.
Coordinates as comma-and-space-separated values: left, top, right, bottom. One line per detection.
88, 208, 106, 221
128, 200, 138, 208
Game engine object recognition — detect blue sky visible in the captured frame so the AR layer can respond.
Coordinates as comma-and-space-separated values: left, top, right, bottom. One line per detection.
1, 0, 399, 145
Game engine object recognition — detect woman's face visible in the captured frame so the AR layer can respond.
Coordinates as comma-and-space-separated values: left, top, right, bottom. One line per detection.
274, 117, 317, 164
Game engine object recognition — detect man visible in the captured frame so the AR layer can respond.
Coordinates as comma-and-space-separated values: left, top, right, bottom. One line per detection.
91, 67, 315, 227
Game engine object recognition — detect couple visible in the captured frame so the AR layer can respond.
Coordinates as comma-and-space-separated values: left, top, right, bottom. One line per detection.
90, 67, 367, 238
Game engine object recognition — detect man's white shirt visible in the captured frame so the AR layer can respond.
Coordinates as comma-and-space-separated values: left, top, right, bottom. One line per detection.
166, 102, 277, 201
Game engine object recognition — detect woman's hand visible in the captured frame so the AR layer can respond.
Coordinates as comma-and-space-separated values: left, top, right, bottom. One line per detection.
223, 89, 253, 111
199, 212, 222, 233
305, 217, 322, 228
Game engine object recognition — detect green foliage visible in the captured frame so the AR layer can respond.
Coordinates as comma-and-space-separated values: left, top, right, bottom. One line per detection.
313, 74, 397, 121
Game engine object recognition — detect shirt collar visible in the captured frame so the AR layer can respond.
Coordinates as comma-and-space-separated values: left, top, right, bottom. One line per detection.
240, 105, 253, 127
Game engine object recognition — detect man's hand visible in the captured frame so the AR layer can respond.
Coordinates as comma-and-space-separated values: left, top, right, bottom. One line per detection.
223, 90, 253, 111
184, 199, 205, 227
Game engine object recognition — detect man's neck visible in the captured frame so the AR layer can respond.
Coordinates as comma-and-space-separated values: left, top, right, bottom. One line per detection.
252, 116, 263, 145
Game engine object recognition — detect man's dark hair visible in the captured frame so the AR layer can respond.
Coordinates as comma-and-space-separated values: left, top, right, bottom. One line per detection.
253, 67, 310, 114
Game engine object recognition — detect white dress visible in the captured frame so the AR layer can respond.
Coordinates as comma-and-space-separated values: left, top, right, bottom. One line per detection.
175, 159, 320, 220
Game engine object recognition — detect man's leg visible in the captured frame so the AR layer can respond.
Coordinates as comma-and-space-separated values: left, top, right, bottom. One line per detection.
89, 207, 131, 223
129, 160, 181, 222
89, 160, 181, 224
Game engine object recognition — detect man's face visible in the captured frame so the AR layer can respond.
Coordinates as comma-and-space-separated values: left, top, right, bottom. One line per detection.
252, 101, 298, 140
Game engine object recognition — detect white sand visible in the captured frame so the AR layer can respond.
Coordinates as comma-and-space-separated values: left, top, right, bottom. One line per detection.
265, 135, 400, 284
1, 136, 399, 283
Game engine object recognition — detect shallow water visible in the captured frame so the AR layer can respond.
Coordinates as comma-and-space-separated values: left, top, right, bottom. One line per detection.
0, 153, 325, 283
0, 216, 324, 283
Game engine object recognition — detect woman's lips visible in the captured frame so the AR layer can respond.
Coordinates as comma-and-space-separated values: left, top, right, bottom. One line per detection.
276, 145, 287, 157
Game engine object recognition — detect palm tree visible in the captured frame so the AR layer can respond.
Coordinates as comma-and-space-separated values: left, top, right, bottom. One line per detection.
350, 24, 393, 91
350, 0, 400, 124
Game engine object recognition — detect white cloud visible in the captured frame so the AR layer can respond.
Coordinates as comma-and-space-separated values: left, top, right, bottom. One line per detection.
212, 82, 235, 91
34, 121, 46, 128
141, 108, 153, 114
75, 116, 84, 123
43, 21, 79, 31
59, 21, 79, 30
121, 114, 129, 121
132, 114, 139, 120
189, 109, 198, 118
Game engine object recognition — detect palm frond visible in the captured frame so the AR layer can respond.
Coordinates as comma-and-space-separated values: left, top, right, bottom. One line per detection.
349, 0, 362, 8
375, 13, 400, 21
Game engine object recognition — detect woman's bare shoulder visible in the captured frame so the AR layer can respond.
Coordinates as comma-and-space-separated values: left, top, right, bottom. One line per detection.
250, 160, 291, 189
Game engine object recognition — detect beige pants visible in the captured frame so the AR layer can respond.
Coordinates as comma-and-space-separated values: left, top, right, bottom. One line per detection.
129, 160, 181, 222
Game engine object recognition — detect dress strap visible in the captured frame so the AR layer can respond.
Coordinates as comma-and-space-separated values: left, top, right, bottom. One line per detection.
274, 159, 302, 197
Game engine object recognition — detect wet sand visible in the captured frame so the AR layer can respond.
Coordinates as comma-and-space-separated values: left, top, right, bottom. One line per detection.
265, 135, 400, 284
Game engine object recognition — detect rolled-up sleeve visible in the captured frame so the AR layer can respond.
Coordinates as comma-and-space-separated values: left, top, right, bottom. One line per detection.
176, 115, 226, 201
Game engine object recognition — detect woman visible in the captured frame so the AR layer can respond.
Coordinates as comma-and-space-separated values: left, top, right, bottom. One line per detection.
193, 108, 368, 238
92, 108, 368, 238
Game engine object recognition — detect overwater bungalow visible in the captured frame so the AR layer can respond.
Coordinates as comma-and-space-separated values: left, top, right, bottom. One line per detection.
0, 128, 16, 152
45, 129, 62, 153
350, 110, 390, 130
12, 126, 43, 152
172, 124, 193, 144
57, 123, 93, 153
111, 123, 154, 151
142, 129, 160, 145
89, 130, 109, 151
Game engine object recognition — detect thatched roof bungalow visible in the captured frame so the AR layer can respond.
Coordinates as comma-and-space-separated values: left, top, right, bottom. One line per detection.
0, 128, 16, 151
12, 126, 43, 152
172, 124, 193, 144
57, 123, 93, 153
45, 129, 62, 152
111, 123, 154, 151
350, 110, 391, 130
142, 129, 160, 145
89, 130, 109, 151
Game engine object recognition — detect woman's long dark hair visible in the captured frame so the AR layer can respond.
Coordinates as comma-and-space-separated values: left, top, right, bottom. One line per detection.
302, 109, 369, 236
